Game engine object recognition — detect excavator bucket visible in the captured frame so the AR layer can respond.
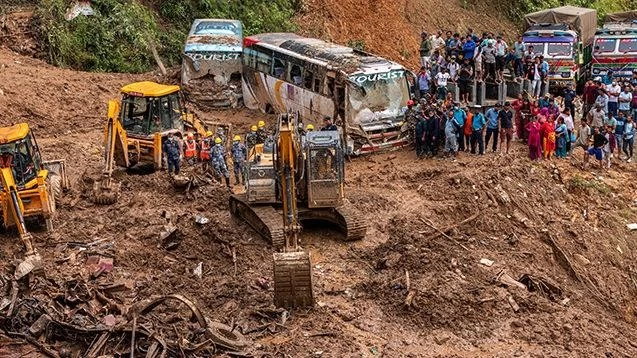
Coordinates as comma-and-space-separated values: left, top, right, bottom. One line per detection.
92, 180, 121, 205
273, 251, 314, 308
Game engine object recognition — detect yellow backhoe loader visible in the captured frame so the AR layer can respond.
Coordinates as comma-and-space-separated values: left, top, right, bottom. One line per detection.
229, 113, 367, 308
93, 81, 211, 204
0, 123, 69, 278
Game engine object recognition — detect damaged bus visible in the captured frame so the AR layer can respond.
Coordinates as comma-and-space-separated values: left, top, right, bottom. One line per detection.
181, 19, 243, 107
241, 33, 414, 155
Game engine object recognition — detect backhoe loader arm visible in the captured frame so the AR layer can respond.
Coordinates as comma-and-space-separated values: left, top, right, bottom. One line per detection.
103, 100, 130, 181
0, 167, 34, 255
93, 100, 127, 204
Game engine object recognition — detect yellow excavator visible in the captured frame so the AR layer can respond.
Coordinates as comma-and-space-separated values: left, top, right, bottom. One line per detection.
0, 123, 69, 278
93, 81, 210, 204
229, 113, 367, 308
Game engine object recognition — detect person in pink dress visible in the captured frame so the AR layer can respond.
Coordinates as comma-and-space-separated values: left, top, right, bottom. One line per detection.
525, 116, 542, 160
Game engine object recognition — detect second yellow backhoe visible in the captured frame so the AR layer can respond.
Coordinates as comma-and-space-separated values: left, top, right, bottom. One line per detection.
0, 123, 69, 278
93, 81, 211, 204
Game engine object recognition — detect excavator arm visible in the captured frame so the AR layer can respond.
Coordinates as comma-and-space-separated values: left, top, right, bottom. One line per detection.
93, 100, 128, 204
277, 115, 301, 250
272, 113, 314, 308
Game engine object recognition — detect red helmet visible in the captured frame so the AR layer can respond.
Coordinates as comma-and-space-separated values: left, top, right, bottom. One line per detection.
407, 100, 415, 106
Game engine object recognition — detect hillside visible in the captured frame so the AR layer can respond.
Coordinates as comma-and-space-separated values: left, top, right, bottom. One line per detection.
295, 0, 520, 69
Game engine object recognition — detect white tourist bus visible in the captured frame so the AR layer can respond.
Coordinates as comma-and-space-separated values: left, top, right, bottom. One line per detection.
241, 33, 414, 154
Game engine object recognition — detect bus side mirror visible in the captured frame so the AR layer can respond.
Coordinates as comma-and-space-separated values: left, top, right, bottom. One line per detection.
578, 42, 584, 65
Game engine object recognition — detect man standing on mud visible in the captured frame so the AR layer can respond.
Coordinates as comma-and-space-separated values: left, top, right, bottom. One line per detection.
424, 109, 439, 158
420, 32, 432, 67
163, 132, 182, 176
498, 101, 514, 154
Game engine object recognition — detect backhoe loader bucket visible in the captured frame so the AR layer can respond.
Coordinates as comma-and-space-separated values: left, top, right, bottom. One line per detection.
273, 251, 314, 308
92, 179, 121, 205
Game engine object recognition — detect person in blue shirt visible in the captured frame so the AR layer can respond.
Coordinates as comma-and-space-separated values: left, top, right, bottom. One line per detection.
470, 105, 486, 154
462, 35, 476, 62
417, 66, 431, 97
484, 103, 500, 152
538, 94, 550, 109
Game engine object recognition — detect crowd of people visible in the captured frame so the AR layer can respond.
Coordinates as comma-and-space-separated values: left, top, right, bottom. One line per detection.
411, 27, 637, 170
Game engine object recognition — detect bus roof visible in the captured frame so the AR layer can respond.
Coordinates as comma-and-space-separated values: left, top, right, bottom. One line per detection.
246, 33, 403, 74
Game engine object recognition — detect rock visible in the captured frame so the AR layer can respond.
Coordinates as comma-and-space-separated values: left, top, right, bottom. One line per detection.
479, 258, 494, 267
193, 262, 203, 279
102, 314, 117, 327
28, 314, 51, 337
508, 296, 520, 312
573, 254, 590, 266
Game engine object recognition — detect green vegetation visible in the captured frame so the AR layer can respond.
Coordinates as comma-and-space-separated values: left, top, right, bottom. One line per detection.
568, 175, 611, 195
35, 0, 299, 73
505, 0, 635, 27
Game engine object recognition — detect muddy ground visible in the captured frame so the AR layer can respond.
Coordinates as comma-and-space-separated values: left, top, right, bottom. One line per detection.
1, 19, 637, 358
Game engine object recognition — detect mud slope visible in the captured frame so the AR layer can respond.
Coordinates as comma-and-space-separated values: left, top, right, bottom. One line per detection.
296, 0, 519, 69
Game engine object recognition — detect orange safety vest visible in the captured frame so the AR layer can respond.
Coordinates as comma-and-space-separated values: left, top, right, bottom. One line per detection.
185, 140, 197, 158
199, 140, 211, 160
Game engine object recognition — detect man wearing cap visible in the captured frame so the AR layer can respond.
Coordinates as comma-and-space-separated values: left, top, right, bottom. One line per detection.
498, 101, 514, 154
470, 105, 486, 155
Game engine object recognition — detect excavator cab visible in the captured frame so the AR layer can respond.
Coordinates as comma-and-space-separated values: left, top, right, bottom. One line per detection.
305, 131, 344, 208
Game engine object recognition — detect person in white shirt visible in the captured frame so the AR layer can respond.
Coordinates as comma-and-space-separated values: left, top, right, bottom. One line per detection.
435, 68, 451, 100
432, 30, 446, 52
494, 36, 508, 82
619, 86, 633, 117
447, 57, 460, 81
607, 81, 622, 118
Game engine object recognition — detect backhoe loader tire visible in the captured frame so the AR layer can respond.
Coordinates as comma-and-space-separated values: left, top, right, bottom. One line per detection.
49, 174, 63, 199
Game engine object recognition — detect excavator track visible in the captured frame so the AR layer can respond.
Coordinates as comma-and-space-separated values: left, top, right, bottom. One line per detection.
229, 194, 285, 248
298, 202, 368, 242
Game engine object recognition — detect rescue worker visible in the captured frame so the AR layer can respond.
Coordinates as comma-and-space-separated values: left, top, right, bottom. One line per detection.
246, 125, 259, 156
199, 131, 213, 170
163, 132, 181, 175
302, 124, 315, 149
256, 120, 269, 143
184, 133, 198, 165
210, 137, 231, 187
231, 135, 248, 185
216, 127, 226, 144
321, 116, 338, 131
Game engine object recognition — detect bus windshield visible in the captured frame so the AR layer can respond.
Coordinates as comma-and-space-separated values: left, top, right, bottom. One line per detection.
595, 38, 617, 53
619, 38, 637, 53
546, 43, 572, 57
194, 21, 240, 36
348, 70, 409, 123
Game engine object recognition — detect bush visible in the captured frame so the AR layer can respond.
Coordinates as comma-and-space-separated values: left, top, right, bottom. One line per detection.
36, 0, 161, 72
35, 0, 299, 73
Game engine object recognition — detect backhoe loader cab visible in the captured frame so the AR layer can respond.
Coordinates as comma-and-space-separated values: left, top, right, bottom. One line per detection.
119, 82, 185, 137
